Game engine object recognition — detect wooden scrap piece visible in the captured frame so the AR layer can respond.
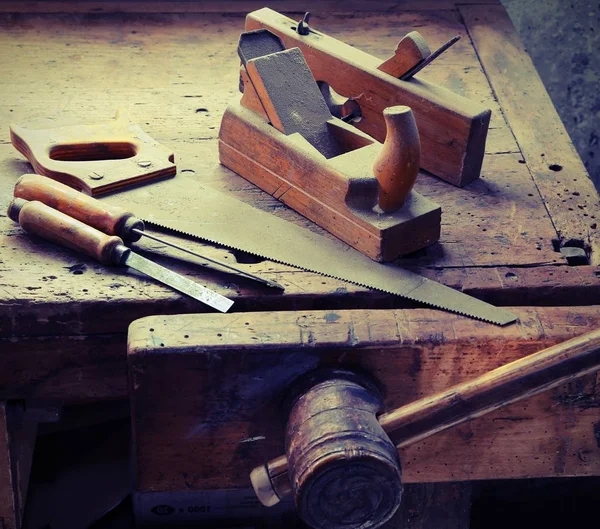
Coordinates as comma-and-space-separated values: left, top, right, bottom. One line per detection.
378, 31, 431, 78
244, 48, 342, 159
10, 109, 176, 196
238, 28, 285, 66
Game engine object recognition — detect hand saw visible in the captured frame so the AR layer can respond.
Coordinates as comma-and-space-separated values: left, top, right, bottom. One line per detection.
100, 174, 517, 326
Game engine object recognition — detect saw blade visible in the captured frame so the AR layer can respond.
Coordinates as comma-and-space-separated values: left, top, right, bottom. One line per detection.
102, 176, 517, 325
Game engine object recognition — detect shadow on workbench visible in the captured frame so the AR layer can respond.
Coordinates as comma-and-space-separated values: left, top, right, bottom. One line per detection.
22, 405, 600, 529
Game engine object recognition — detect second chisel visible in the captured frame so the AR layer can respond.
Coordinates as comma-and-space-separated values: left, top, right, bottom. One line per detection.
7, 198, 234, 313
13, 173, 283, 290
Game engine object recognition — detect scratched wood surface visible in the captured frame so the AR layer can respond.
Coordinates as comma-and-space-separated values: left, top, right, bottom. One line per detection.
0, 3, 599, 339
128, 306, 600, 492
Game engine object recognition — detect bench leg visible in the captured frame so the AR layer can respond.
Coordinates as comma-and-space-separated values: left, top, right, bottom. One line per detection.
0, 402, 38, 529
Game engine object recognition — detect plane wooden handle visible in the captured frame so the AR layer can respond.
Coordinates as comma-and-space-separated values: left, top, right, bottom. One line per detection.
251, 327, 600, 507
7, 198, 126, 265
372, 106, 420, 212
13, 173, 144, 242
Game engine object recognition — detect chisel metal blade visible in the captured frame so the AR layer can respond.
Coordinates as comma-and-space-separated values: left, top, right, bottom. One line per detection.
122, 249, 234, 313
102, 176, 517, 326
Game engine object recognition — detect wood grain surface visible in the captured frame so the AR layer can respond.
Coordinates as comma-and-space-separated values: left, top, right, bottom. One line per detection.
0, 7, 598, 337
128, 306, 600, 492
461, 5, 600, 264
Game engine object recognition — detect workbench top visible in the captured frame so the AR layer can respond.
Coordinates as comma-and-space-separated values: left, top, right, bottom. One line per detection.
0, 0, 599, 398
1, 3, 600, 527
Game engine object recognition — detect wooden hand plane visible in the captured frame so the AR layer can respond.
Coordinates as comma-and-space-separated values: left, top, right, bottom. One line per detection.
219, 30, 441, 262
244, 8, 491, 187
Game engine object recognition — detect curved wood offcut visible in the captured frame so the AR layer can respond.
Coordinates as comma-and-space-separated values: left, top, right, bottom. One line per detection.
9, 109, 176, 196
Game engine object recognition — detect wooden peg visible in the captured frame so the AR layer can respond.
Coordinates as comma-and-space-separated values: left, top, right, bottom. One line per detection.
372, 106, 420, 212
377, 31, 431, 78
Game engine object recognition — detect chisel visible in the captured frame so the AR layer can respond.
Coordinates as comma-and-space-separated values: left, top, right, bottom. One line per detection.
7, 198, 234, 313
13, 174, 283, 290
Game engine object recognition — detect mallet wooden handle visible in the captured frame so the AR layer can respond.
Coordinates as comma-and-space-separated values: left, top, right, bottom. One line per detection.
251, 327, 600, 506
7, 198, 126, 266
14, 173, 144, 242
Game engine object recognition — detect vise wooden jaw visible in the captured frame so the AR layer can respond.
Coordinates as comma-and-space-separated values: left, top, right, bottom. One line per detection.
219, 30, 442, 262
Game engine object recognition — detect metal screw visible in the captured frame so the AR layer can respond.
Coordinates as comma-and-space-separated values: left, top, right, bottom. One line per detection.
297, 12, 311, 35
88, 171, 104, 180
137, 160, 152, 168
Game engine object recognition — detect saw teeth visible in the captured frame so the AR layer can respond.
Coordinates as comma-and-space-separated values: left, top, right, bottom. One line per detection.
146, 220, 515, 326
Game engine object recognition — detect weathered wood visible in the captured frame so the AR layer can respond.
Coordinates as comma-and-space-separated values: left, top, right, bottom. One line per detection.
254, 327, 600, 503
0, 403, 17, 529
245, 8, 491, 186
8, 199, 124, 266
2, 215, 599, 338
14, 174, 143, 242
378, 32, 431, 79
219, 99, 441, 261
0, 334, 127, 403
461, 5, 600, 264
0, 402, 37, 529
128, 306, 600, 493
10, 110, 176, 195
0, 1, 502, 14
0, 10, 555, 287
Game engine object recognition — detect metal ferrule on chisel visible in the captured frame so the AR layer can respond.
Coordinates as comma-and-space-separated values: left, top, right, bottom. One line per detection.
7, 198, 234, 313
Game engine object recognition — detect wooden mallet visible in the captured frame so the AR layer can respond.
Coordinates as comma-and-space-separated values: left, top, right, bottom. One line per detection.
250, 328, 600, 529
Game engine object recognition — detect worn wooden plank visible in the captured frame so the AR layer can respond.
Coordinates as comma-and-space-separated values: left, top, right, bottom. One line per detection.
0, 334, 127, 403
128, 306, 600, 493
0, 10, 593, 333
0, 403, 17, 529
2, 209, 599, 338
0, 1, 501, 14
0, 9, 580, 327
461, 5, 600, 264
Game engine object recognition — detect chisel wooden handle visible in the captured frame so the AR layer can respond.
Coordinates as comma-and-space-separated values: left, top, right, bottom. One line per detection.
13, 173, 144, 242
7, 198, 126, 265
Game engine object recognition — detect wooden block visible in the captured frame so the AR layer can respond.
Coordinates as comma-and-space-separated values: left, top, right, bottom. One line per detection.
245, 8, 491, 186
238, 28, 285, 66
9, 109, 176, 196
378, 31, 431, 78
219, 98, 441, 261
245, 48, 342, 159
128, 307, 600, 496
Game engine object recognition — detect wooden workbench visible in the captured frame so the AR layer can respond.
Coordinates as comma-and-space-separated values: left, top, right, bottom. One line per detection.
0, 1, 599, 527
